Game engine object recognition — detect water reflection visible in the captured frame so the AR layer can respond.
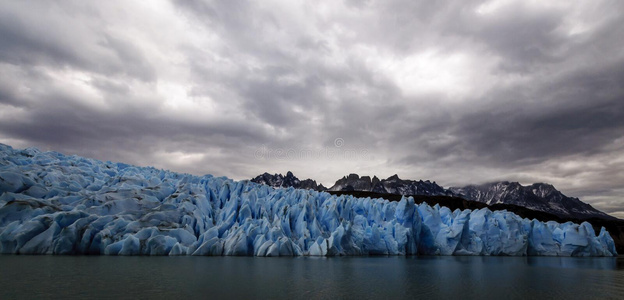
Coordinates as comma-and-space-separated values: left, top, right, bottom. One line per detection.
0, 255, 623, 299
526, 256, 621, 270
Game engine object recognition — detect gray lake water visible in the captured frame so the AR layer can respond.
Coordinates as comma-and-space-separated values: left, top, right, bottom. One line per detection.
1, 256, 623, 299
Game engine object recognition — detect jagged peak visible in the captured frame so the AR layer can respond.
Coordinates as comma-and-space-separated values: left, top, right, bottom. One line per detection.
251, 171, 327, 192
387, 174, 400, 180
531, 182, 556, 189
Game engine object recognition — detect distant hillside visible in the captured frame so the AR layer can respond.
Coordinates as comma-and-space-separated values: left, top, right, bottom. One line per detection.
450, 181, 614, 220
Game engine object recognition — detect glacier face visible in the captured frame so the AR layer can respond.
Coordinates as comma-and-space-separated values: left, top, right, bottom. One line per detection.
0, 144, 617, 256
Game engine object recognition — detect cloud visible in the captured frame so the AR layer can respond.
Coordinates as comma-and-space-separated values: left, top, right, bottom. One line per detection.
0, 0, 623, 215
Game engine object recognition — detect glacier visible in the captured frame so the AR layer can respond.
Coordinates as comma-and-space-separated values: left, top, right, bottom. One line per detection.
0, 144, 617, 256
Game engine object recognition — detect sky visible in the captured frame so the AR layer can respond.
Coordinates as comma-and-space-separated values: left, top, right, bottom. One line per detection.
0, 0, 623, 217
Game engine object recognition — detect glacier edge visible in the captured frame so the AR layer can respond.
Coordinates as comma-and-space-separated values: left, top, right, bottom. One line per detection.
0, 144, 617, 256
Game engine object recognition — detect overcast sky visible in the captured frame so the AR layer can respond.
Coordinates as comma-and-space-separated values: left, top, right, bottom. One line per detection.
1, 0, 623, 217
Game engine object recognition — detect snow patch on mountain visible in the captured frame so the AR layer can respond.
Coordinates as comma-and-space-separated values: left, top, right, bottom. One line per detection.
449, 181, 613, 220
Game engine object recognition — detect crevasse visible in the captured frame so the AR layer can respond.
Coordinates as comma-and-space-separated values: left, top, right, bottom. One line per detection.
0, 144, 617, 256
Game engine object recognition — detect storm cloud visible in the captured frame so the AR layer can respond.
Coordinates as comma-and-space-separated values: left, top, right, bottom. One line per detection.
1, 0, 623, 217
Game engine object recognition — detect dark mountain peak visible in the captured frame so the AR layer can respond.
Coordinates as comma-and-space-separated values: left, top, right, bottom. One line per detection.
328, 173, 449, 197
530, 182, 556, 190
251, 172, 326, 191
387, 174, 400, 181
329, 173, 373, 191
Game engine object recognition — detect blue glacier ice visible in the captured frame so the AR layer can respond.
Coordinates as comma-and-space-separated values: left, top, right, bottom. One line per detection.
0, 144, 617, 256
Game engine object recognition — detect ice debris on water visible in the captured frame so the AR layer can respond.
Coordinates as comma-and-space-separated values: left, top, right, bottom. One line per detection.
0, 144, 617, 256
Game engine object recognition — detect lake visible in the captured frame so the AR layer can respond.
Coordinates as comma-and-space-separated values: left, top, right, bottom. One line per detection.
1, 256, 623, 299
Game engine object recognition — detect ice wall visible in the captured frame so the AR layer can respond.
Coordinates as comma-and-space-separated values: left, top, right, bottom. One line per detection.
0, 144, 617, 256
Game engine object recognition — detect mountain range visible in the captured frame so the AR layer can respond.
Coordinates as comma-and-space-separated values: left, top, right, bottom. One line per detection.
251, 171, 326, 191
251, 172, 614, 220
